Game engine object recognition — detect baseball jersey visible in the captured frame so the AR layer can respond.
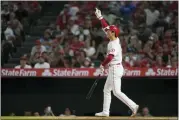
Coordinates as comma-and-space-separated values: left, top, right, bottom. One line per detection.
34, 62, 50, 68
107, 37, 122, 65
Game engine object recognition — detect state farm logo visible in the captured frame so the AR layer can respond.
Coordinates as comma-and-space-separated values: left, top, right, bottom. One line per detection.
156, 68, 178, 76
145, 68, 156, 76
42, 69, 52, 76
1, 69, 37, 76
145, 68, 178, 76
94, 68, 141, 77
93, 68, 101, 76
41, 69, 90, 77
93, 69, 108, 76
124, 69, 141, 76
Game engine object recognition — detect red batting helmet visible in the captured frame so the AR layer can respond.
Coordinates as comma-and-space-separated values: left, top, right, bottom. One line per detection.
107, 25, 120, 37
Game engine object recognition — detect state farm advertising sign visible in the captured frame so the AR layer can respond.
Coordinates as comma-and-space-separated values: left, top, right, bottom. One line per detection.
1, 68, 94, 77
1, 68, 178, 77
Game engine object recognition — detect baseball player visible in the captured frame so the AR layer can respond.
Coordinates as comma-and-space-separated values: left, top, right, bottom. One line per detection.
94, 8, 139, 117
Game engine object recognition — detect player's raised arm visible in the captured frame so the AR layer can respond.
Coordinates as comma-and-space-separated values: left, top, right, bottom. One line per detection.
95, 8, 109, 33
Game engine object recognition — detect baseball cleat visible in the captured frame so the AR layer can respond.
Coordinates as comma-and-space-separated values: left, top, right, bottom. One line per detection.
131, 105, 139, 117
95, 112, 109, 117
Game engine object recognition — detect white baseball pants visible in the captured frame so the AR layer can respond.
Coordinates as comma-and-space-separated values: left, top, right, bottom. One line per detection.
102, 64, 137, 114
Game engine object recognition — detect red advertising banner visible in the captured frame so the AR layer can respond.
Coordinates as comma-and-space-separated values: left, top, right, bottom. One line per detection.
1, 67, 178, 78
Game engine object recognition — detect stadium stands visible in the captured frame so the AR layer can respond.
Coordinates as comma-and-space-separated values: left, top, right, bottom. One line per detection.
1, 1, 178, 68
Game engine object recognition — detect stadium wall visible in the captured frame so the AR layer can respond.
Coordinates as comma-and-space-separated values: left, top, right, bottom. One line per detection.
1, 77, 178, 116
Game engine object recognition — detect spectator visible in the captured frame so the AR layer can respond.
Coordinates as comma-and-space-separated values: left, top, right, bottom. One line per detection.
93, 39, 108, 61
75, 25, 89, 41
44, 106, 55, 116
84, 16, 92, 30
127, 35, 141, 53
143, 40, 154, 60
60, 108, 76, 116
29, 52, 40, 66
31, 40, 46, 56
123, 52, 140, 67
34, 55, 50, 68
1, 3, 11, 22
40, 30, 53, 51
1, 2, 9, 15
103, 10, 117, 25
51, 35, 64, 53
153, 56, 164, 67
171, 56, 178, 68
56, 5, 70, 31
69, 4, 79, 17
69, 36, 85, 56
132, 2, 146, 27
47, 23, 60, 39
28, 1, 41, 13
120, 1, 136, 22
15, 2, 28, 22
90, 27, 105, 39
34, 112, 40, 116
68, 19, 79, 35
144, 4, 160, 27
1, 1, 43, 68
50, 55, 65, 68
83, 40, 96, 57
12, 19, 25, 44
167, 56, 178, 68
42, 51, 52, 63
24, 111, 32, 116
4, 21, 15, 40
71, 57, 81, 67
81, 57, 94, 68
137, 25, 152, 43
63, 56, 72, 68
27, 1, 41, 26
9, 112, 16, 116
3, 1, 178, 68
8, 12, 17, 23
1, 35, 15, 66
137, 107, 152, 117
76, 51, 86, 65
14, 56, 32, 68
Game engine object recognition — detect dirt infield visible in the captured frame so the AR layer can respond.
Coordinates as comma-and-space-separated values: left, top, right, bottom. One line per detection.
0, 116, 177, 120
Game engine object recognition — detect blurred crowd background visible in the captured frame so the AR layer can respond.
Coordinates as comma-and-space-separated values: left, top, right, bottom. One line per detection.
1, 1, 178, 68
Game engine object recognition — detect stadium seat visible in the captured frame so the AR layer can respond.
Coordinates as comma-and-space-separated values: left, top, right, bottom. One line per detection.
93, 60, 101, 67
32, 25, 48, 31
40, 16, 57, 21
8, 58, 20, 64
3, 63, 16, 68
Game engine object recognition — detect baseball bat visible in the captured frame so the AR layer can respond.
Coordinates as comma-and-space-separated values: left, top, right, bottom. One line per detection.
86, 75, 101, 100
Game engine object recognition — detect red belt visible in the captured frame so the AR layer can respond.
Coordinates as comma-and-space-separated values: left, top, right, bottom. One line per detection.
109, 63, 121, 67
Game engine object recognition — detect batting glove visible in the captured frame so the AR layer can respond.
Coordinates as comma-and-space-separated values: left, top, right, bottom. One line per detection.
95, 8, 103, 20
99, 65, 105, 75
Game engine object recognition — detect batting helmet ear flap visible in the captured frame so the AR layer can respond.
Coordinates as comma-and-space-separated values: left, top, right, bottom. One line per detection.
109, 25, 120, 37
111, 30, 117, 37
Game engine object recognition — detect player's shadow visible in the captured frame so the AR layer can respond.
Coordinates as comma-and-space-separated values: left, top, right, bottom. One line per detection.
84, 112, 123, 116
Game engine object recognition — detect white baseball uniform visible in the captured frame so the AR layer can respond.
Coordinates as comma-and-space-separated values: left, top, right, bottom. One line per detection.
94, 8, 138, 116
102, 37, 138, 114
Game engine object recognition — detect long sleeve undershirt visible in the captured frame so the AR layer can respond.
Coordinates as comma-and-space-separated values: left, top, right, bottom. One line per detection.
100, 18, 109, 29
100, 18, 114, 66
101, 54, 114, 66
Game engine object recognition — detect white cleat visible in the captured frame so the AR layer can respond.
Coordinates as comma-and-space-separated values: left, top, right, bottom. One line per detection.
95, 112, 109, 117
131, 105, 139, 117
